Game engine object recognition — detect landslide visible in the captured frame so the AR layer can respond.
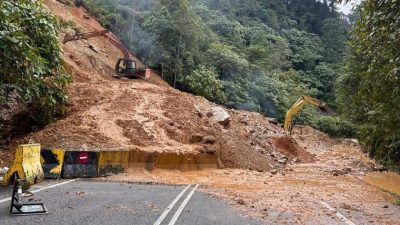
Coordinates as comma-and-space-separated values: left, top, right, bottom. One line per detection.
2, 0, 313, 171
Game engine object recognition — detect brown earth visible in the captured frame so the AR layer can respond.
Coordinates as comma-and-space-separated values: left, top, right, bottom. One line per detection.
107, 126, 400, 225
1, 1, 400, 224
1, 0, 311, 172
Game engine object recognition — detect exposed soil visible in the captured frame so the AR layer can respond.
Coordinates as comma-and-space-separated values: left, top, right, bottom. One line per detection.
107, 127, 400, 225
1, 2, 400, 224
1, 0, 312, 172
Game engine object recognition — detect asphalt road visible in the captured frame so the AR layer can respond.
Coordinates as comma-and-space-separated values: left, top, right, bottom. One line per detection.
0, 180, 260, 225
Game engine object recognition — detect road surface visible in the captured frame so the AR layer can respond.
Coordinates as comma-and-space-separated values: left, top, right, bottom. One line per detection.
0, 180, 260, 225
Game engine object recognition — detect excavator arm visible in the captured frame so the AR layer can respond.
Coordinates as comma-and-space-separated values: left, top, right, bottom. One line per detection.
283, 96, 330, 132
62, 29, 150, 79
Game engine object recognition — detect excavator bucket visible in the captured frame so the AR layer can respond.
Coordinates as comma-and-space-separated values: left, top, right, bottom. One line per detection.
62, 33, 76, 44
318, 103, 332, 114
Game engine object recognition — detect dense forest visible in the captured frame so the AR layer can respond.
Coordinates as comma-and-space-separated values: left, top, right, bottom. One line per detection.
76, 0, 354, 137
1, 0, 399, 171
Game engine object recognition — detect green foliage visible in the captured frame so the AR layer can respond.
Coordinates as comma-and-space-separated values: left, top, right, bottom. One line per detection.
311, 116, 356, 138
283, 29, 323, 71
337, 0, 400, 170
0, 0, 70, 127
396, 197, 400, 206
80, 0, 350, 135
183, 65, 226, 104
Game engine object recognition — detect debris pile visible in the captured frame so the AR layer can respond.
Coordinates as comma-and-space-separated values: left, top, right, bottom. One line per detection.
2, 0, 312, 172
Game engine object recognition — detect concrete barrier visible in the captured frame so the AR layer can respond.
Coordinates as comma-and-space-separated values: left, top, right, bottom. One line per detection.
41, 149, 64, 179
2, 144, 44, 186
128, 150, 218, 171
98, 151, 129, 176
62, 151, 98, 178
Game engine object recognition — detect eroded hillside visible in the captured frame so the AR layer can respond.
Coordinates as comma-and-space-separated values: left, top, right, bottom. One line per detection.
2, 0, 313, 172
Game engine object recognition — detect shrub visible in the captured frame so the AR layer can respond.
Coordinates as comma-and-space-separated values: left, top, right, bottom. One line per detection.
0, 0, 70, 127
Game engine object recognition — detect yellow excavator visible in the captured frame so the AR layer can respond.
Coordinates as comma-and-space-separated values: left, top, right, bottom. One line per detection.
284, 96, 331, 132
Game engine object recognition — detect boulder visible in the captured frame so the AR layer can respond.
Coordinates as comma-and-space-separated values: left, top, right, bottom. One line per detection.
205, 145, 219, 154
195, 146, 206, 153
189, 133, 203, 143
203, 135, 216, 144
0, 167, 9, 175
210, 107, 230, 125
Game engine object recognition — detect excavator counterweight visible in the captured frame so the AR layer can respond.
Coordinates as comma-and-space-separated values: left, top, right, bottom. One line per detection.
62, 29, 150, 80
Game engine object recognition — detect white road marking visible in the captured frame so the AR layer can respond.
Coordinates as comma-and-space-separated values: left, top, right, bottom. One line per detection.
168, 184, 199, 225
0, 179, 78, 204
320, 201, 357, 225
153, 184, 192, 225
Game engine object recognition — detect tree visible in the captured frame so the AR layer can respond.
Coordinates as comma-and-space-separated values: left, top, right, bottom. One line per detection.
320, 18, 347, 64
183, 65, 226, 103
0, 0, 70, 126
283, 29, 323, 71
337, 0, 400, 170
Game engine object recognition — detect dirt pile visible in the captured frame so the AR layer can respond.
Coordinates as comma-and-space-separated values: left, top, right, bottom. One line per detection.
2, 0, 312, 171
106, 133, 400, 225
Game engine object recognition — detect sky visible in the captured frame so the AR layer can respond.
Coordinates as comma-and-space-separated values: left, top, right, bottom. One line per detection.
336, 0, 362, 15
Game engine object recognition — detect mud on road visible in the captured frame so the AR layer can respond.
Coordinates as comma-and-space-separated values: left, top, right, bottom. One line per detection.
107, 127, 400, 225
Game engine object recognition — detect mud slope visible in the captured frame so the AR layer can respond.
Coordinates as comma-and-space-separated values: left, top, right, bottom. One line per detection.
6, 0, 312, 171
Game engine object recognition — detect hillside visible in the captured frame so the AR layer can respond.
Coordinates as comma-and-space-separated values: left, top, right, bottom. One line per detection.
1, 1, 400, 224
1, 0, 314, 172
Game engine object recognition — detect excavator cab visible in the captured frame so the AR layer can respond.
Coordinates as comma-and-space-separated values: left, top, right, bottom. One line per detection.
62, 29, 151, 80
115, 58, 137, 77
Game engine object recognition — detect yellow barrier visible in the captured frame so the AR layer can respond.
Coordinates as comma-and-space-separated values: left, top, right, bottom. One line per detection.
2, 144, 44, 186
40, 149, 65, 178
98, 151, 129, 176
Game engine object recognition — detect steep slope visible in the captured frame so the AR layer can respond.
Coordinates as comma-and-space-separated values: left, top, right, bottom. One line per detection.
4, 0, 313, 171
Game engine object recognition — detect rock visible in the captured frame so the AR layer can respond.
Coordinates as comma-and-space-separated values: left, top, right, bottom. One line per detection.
240, 116, 250, 125
271, 169, 278, 175
203, 135, 216, 144
205, 145, 219, 154
88, 44, 99, 53
76, 191, 86, 196
373, 165, 385, 172
332, 172, 339, 176
210, 107, 231, 126
278, 157, 288, 164
189, 133, 203, 143
63, 29, 76, 42
383, 205, 389, 208
341, 203, 351, 210
267, 118, 278, 125
195, 146, 206, 153
291, 157, 299, 164
0, 167, 9, 175
237, 199, 245, 205
83, 14, 90, 19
